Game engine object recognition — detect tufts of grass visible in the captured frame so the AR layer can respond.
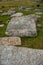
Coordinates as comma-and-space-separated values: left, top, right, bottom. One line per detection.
0, 15, 10, 37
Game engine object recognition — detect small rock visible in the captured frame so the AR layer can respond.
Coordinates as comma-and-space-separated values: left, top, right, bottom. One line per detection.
18, 6, 25, 11
35, 8, 41, 12
0, 24, 4, 27
8, 8, 16, 14
11, 12, 23, 17
25, 8, 33, 11
35, 12, 43, 15
2, 12, 11, 16
37, 24, 42, 28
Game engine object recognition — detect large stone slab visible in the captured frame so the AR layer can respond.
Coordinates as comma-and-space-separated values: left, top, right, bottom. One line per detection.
0, 37, 21, 46
5, 14, 38, 37
0, 46, 43, 65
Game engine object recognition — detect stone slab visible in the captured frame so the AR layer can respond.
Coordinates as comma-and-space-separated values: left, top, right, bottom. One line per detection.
0, 46, 43, 65
5, 14, 38, 37
0, 37, 21, 46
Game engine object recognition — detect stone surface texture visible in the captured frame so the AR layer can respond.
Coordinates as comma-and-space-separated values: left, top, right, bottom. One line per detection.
11, 12, 23, 17
5, 14, 38, 37
0, 46, 43, 65
0, 37, 21, 45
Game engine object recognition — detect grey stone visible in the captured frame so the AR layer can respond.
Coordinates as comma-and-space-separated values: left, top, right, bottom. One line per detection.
18, 6, 25, 11
8, 8, 16, 15
5, 14, 38, 37
2, 12, 11, 16
0, 24, 4, 27
35, 12, 43, 15
35, 9, 41, 12
37, 24, 42, 28
25, 8, 33, 11
11, 12, 23, 17
2, 9, 15, 16
0, 46, 43, 65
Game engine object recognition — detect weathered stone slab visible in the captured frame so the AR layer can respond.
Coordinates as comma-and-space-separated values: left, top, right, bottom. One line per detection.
11, 12, 23, 17
0, 37, 21, 46
0, 46, 43, 65
5, 14, 38, 37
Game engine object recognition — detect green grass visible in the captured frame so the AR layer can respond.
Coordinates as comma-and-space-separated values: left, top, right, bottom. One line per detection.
0, 15, 10, 36
21, 14, 43, 49
0, 1, 43, 49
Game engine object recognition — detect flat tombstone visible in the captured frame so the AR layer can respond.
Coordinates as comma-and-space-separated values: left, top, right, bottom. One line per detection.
0, 46, 43, 65
6, 14, 37, 37
0, 37, 21, 46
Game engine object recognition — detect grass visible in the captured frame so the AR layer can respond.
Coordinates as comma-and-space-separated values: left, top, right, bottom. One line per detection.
21, 14, 43, 49
0, 1, 43, 49
0, 15, 10, 36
